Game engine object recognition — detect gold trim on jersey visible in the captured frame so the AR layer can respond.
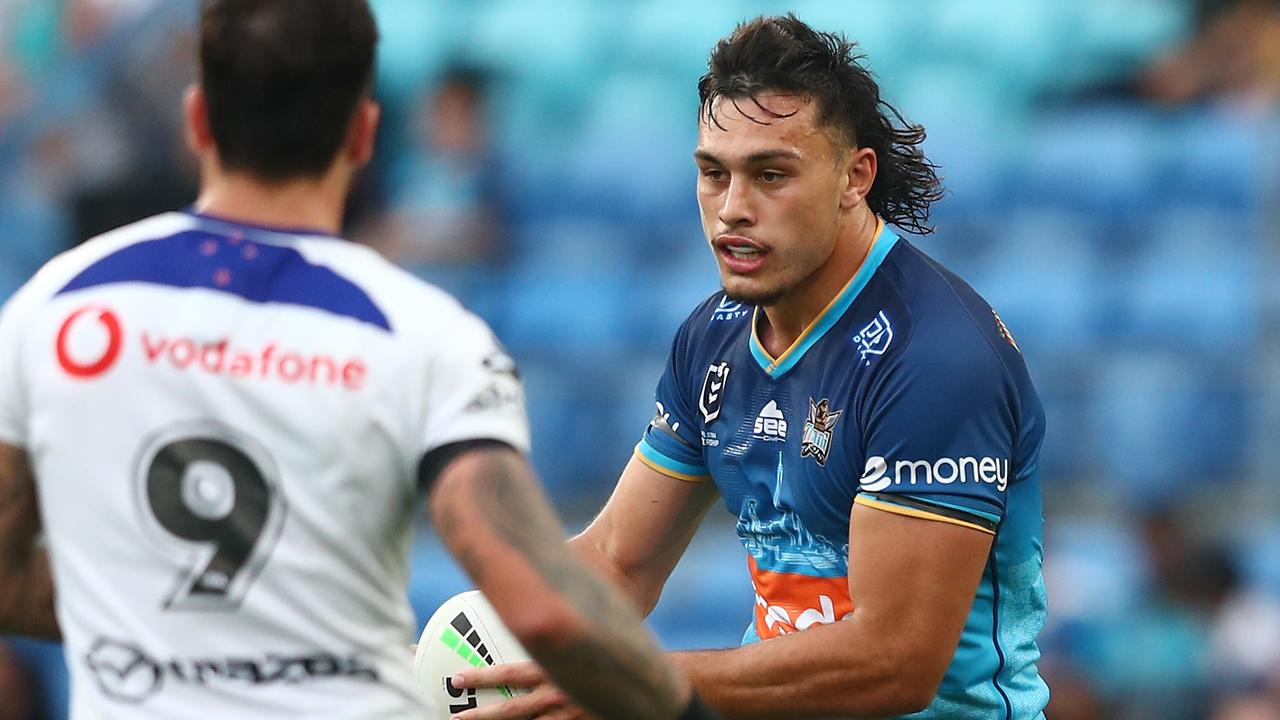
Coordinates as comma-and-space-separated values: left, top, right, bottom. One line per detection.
750, 218, 886, 371
855, 494, 996, 536
633, 447, 711, 483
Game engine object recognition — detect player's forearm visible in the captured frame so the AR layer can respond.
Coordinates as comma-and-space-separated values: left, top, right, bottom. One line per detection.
431, 449, 690, 720
567, 531, 663, 616
670, 617, 938, 719
0, 546, 59, 640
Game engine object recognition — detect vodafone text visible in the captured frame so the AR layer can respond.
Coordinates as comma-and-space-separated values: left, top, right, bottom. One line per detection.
141, 333, 366, 390
859, 455, 1009, 493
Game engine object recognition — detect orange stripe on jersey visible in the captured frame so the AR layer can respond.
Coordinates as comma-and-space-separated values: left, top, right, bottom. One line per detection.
747, 555, 853, 640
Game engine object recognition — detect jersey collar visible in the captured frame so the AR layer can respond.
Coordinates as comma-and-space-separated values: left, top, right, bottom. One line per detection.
183, 208, 342, 243
749, 220, 899, 379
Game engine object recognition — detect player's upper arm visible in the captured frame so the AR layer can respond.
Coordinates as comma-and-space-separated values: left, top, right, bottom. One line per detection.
573, 455, 719, 614
0, 442, 41, 627
0, 442, 38, 540
0, 285, 35, 449
422, 441, 576, 646
841, 314, 1022, 698
845, 499, 993, 705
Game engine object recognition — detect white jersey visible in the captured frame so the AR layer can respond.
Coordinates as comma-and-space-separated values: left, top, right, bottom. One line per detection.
0, 211, 530, 719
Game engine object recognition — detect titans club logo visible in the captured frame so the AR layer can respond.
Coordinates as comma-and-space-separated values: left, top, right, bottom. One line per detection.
800, 398, 843, 466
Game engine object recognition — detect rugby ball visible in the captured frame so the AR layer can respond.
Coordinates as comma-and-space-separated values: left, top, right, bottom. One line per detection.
413, 590, 531, 717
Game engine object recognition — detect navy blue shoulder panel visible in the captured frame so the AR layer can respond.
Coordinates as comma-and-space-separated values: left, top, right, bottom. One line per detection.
887, 242, 1025, 377
55, 230, 392, 332
685, 291, 749, 336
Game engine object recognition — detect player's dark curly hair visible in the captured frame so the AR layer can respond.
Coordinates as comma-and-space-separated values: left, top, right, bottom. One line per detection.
699, 14, 943, 235
200, 0, 378, 181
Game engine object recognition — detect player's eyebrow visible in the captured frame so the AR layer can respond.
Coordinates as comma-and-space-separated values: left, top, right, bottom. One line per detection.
694, 149, 803, 165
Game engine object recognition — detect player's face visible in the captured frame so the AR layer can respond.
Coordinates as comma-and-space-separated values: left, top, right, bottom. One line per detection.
695, 93, 848, 306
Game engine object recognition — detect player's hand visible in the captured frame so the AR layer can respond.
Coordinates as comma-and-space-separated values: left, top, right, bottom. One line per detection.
451, 662, 593, 720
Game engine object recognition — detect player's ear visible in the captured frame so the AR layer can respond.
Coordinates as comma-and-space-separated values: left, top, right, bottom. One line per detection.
345, 99, 381, 168
840, 145, 877, 210
183, 84, 214, 156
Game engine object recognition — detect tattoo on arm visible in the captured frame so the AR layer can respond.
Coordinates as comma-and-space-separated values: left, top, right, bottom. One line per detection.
431, 448, 688, 720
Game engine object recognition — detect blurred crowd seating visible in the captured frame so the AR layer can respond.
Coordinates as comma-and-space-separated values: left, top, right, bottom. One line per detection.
2, 1, 1279, 718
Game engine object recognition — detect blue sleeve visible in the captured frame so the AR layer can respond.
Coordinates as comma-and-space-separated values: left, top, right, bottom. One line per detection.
635, 315, 710, 482
855, 334, 1016, 533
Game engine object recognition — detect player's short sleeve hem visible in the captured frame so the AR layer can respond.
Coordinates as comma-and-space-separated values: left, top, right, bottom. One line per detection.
856, 492, 998, 535
422, 427, 531, 459
634, 440, 709, 483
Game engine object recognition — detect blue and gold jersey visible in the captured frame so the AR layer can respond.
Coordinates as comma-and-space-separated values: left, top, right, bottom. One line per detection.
636, 223, 1049, 719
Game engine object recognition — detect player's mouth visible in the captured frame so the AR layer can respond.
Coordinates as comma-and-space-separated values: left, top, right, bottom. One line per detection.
714, 235, 768, 273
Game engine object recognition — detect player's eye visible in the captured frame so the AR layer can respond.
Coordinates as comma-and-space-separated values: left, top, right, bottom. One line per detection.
700, 168, 727, 183
759, 171, 786, 183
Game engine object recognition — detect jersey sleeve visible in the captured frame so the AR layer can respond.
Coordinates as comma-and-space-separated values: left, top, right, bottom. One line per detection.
416, 310, 531, 460
855, 337, 1017, 535
0, 284, 33, 447
634, 316, 710, 482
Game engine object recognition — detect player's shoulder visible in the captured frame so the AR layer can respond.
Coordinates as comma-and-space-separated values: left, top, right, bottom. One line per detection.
674, 290, 753, 345
11, 210, 477, 340
292, 237, 501, 361
293, 234, 470, 327
4, 212, 194, 314
878, 238, 1024, 381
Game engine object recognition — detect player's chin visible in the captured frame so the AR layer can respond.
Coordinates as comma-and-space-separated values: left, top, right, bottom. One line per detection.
720, 274, 785, 307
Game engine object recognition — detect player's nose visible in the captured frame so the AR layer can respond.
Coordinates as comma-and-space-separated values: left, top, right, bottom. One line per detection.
718, 177, 756, 227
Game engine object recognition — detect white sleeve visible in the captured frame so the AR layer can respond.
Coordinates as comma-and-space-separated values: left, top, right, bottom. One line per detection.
0, 285, 33, 447
417, 310, 531, 459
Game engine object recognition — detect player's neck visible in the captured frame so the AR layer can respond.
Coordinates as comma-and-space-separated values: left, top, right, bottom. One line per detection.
194, 168, 350, 237
758, 210, 878, 356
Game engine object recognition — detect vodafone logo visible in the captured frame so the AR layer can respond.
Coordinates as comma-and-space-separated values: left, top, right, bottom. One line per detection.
51, 305, 366, 391
56, 306, 124, 379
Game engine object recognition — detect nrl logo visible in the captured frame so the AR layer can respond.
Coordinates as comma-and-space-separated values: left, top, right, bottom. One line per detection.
852, 311, 893, 366
698, 362, 731, 424
800, 398, 843, 466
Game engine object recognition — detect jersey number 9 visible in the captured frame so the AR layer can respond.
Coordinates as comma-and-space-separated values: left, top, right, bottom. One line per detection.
138, 425, 286, 612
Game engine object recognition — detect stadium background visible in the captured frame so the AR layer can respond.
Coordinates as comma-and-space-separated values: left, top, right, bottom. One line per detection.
2, 0, 1279, 718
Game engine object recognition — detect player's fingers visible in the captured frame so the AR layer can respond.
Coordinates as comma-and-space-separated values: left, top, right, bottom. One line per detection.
452, 685, 563, 720
525, 686, 568, 709
451, 694, 536, 720
454, 661, 545, 689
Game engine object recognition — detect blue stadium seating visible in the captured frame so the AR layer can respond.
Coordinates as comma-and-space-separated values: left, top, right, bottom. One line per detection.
3, 4, 1279, 715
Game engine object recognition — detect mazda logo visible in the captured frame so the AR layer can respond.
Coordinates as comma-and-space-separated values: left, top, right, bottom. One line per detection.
85, 638, 162, 703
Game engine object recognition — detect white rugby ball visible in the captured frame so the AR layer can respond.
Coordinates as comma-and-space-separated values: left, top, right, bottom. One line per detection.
414, 590, 531, 718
